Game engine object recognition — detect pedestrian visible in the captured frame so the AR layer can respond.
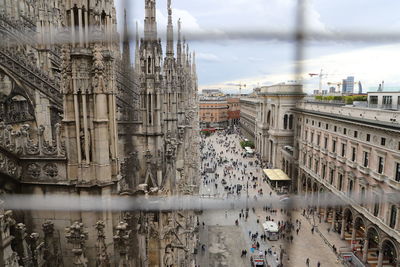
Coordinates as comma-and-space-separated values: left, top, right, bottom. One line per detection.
306, 257, 310, 267
249, 230, 251, 237
317, 261, 321, 267
311, 226, 314, 234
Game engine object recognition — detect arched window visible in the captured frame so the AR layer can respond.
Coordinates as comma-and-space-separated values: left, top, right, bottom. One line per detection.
289, 114, 294, 129
390, 205, 397, 228
147, 56, 152, 74
348, 180, 354, 196
283, 114, 288, 129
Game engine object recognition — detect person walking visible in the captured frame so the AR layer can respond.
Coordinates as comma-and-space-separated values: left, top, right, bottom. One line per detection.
306, 257, 310, 267
317, 261, 321, 267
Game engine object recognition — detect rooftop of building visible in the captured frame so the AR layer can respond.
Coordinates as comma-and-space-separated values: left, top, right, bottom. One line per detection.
199, 95, 227, 102
258, 82, 304, 96
295, 100, 400, 131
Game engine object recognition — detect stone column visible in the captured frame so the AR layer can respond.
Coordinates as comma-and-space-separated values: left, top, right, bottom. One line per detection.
340, 215, 345, 240
350, 221, 356, 249
324, 207, 328, 222
377, 245, 384, 267
362, 238, 369, 263
331, 209, 336, 232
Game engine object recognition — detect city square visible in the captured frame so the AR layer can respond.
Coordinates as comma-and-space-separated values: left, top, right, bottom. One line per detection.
0, 0, 400, 266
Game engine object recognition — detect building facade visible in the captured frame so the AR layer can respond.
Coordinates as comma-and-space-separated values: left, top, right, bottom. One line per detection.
0, 0, 200, 266
227, 97, 240, 126
240, 85, 400, 266
239, 97, 258, 141
199, 96, 228, 128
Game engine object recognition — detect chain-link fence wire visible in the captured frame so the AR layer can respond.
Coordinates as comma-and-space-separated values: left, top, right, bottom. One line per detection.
2, 0, 400, 265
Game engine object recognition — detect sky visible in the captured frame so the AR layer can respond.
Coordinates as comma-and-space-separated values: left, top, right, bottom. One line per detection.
115, 0, 400, 94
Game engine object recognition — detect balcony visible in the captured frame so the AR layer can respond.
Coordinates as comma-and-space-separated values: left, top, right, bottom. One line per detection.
357, 165, 370, 175
346, 160, 357, 169
320, 148, 327, 154
312, 144, 320, 151
307, 142, 313, 148
328, 151, 337, 159
370, 171, 387, 182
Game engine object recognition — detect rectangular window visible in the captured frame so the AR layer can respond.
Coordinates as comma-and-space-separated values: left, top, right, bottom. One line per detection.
366, 134, 370, 142
354, 131, 358, 138
381, 138, 386, 146
315, 159, 319, 174
369, 95, 378, 105
383, 96, 393, 106
322, 164, 326, 179
317, 134, 320, 146
334, 126, 337, 132
396, 163, 400, 182
373, 194, 380, 217
311, 132, 314, 143
351, 147, 356, 162
303, 153, 307, 166
332, 140, 336, 153
329, 169, 334, 184
343, 128, 347, 134
341, 143, 346, 157
308, 156, 312, 169
318, 122, 321, 127
378, 156, 384, 174
305, 130, 308, 140
324, 137, 328, 149
325, 124, 329, 130
338, 174, 343, 191
363, 151, 369, 167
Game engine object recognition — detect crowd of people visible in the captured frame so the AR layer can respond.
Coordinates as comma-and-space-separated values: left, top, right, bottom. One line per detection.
197, 126, 328, 267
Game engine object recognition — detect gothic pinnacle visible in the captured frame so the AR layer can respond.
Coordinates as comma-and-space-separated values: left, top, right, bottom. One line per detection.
166, 0, 174, 56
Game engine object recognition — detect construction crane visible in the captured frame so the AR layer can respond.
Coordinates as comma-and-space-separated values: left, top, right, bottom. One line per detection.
308, 69, 327, 95
327, 81, 359, 94
231, 83, 246, 96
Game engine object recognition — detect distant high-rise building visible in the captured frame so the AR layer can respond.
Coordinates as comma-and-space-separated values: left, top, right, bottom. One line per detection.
342, 79, 347, 93
342, 76, 354, 94
329, 86, 336, 93
358, 81, 363, 94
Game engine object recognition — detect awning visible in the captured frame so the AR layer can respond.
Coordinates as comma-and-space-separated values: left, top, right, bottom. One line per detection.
263, 169, 291, 181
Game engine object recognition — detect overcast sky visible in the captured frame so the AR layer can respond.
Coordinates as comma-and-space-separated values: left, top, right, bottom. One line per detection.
115, 0, 400, 94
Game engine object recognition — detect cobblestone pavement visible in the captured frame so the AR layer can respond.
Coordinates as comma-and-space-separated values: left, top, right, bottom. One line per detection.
196, 131, 344, 267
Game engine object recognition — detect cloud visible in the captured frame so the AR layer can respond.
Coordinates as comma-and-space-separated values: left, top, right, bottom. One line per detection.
196, 53, 221, 62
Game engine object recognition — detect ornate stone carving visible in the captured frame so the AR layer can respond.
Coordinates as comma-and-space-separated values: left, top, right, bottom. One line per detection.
42, 220, 62, 266
113, 221, 131, 267
92, 44, 105, 94
0, 207, 19, 267
163, 245, 174, 267
0, 123, 66, 158
26, 163, 40, 178
65, 222, 88, 267
7, 160, 17, 176
14, 223, 33, 266
43, 163, 58, 178
29, 232, 45, 266
95, 221, 110, 267
120, 151, 140, 191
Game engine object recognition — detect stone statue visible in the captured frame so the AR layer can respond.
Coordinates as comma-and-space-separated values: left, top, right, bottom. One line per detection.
95, 221, 110, 267
42, 221, 62, 267
65, 222, 88, 267
163, 245, 174, 267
